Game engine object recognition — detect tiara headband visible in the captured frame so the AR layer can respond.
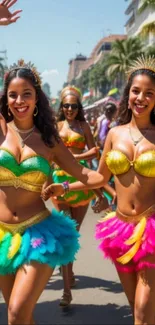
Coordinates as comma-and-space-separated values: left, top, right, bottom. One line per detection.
127, 55, 155, 79
4, 59, 42, 86
61, 86, 82, 101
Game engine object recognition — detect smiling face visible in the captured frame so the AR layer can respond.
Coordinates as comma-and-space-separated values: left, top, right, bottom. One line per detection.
129, 74, 155, 121
7, 77, 37, 126
62, 95, 79, 121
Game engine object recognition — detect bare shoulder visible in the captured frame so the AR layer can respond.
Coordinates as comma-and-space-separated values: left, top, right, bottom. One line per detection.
110, 124, 127, 135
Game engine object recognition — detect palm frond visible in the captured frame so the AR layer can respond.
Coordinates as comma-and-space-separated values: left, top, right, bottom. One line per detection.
138, 0, 155, 14
140, 21, 155, 37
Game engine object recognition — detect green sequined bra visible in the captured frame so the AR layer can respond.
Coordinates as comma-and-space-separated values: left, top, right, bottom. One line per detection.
0, 148, 51, 192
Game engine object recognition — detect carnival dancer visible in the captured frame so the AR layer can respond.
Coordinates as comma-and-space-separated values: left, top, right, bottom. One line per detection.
51, 86, 115, 306
0, 6, 106, 322
43, 55, 155, 325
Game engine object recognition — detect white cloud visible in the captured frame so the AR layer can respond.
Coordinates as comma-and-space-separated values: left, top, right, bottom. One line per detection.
41, 69, 59, 95
41, 69, 59, 78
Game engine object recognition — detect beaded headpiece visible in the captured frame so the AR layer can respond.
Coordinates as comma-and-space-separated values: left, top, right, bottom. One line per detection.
4, 59, 42, 86
61, 86, 82, 101
127, 55, 155, 79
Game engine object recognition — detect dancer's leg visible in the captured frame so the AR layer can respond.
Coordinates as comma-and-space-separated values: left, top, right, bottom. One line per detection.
134, 255, 155, 325
0, 274, 15, 305
117, 266, 137, 314
51, 200, 72, 306
67, 204, 89, 286
8, 262, 53, 325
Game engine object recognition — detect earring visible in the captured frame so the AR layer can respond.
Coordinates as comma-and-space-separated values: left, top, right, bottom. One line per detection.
33, 106, 38, 116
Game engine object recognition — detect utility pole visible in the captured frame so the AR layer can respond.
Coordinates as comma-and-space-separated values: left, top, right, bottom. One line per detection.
0, 49, 7, 66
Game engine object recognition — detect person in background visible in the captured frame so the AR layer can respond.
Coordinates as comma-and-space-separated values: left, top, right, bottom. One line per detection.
98, 102, 117, 149
51, 86, 115, 306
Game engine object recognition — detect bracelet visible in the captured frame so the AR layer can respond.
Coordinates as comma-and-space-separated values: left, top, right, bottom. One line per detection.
61, 181, 69, 196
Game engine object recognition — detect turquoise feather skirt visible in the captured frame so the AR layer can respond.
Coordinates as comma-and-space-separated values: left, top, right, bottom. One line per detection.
0, 209, 80, 275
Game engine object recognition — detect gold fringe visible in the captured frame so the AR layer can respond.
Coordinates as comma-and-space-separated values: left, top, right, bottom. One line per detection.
125, 217, 147, 245
98, 211, 116, 223
8, 233, 22, 259
116, 240, 142, 264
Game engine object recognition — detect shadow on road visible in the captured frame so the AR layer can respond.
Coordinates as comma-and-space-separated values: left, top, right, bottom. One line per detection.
35, 301, 133, 324
47, 274, 123, 294
0, 301, 133, 325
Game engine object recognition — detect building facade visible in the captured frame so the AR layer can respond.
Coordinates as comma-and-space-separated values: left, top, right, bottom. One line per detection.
67, 34, 126, 84
125, 0, 155, 46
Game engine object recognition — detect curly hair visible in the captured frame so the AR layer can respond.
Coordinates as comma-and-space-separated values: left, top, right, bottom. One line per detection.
118, 69, 155, 125
57, 100, 85, 122
0, 68, 60, 147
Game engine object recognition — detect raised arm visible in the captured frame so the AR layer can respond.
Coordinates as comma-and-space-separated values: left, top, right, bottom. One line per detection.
0, 0, 22, 25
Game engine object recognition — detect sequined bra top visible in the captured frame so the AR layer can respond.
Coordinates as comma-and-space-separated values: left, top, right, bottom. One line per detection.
0, 148, 51, 192
61, 132, 86, 150
106, 150, 155, 177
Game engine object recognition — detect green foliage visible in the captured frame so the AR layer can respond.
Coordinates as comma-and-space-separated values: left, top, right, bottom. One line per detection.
75, 69, 90, 93
138, 0, 155, 14
145, 45, 155, 56
140, 21, 155, 37
105, 37, 143, 81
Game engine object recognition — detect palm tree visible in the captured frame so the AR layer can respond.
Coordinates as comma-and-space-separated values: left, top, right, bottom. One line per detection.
0, 57, 5, 89
105, 37, 143, 81
140, 21, 155, 38
145, 45, 155, 55
138, 0, 155, 37
0, 58, 4, 78
138, 0, 155, 14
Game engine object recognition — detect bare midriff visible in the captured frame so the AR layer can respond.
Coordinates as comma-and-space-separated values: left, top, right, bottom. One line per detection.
0, 187, 46, 224
115, 168, 155, 217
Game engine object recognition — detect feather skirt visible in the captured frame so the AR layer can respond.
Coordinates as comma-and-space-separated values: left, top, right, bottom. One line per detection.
95, 211, 155, 269
0, 209, 80, 275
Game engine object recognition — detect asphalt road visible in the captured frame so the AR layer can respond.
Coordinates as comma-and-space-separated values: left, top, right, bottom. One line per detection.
0, 200, 133, 324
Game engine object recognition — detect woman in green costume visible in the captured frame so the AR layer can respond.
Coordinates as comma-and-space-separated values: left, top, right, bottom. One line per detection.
51, 86, 116, 306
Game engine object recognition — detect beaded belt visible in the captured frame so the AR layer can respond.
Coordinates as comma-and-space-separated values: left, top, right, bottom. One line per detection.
116, 204, 155, 223
0, 209, 50, 235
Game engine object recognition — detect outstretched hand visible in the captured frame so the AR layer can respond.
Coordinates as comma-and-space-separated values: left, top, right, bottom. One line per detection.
0, 0, 22, 25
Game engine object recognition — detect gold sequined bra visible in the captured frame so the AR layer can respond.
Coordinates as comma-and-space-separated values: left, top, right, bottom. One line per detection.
106, 150, 155, 177
0, 148, 51, 192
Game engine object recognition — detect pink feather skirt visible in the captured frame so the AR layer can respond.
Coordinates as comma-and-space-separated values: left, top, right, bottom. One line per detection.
95, 207, 155, 273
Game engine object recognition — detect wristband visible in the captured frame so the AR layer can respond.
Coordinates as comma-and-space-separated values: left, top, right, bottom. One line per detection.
61, 181, 69, 196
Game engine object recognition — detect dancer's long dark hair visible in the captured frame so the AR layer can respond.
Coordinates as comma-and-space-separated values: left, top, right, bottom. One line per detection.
118, 69, 155, 125
0, 68, 60, 147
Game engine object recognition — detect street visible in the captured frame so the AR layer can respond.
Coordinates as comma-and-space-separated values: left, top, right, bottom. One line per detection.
0, 201, 133, 324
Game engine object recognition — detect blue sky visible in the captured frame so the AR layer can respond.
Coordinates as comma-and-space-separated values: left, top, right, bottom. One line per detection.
0, 0, 128, 96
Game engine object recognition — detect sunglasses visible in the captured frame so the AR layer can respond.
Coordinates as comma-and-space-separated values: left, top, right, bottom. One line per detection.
63, 103, 78, 110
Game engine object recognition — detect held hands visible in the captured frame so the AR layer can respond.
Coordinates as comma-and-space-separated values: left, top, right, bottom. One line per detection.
0, 0, 22, 25
41, 184, 64, 201
92, 192, 117, 214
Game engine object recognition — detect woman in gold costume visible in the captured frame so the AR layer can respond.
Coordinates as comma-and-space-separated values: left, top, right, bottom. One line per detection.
43, 55, 155, 325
